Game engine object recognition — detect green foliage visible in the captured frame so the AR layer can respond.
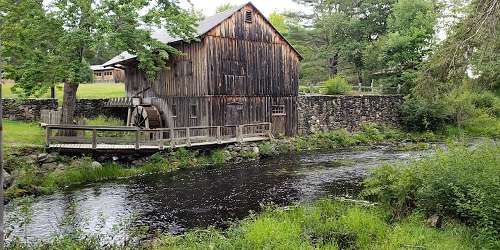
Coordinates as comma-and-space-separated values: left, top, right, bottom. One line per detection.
414, 0, 499, 98
151, 199, 478, 249
322, 76, 351, 95
268, 12, 289, 35
0, 0, 197, 98
363, 142, 500, 246
209, 149, 228, 166
215, 3, 237, 14
400, 97, 450, 132
364, 0, 438, 93
258, 143, 276, 158
85, 115, 124, 126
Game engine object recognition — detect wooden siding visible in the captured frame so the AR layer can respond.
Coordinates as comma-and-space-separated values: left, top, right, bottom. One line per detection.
121, 3, 300, 135
145, 96, 297, 135
205, 36, 298, 96
124, 42, 208, 97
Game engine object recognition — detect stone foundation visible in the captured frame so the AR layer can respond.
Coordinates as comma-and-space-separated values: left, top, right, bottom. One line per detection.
297, 95, 403, 134
4, 95, 404, 134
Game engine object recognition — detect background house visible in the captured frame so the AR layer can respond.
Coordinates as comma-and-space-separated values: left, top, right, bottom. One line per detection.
90, 65, 125, 84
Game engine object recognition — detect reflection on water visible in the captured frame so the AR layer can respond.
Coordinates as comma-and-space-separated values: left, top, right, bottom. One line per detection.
6, 146, 432, 243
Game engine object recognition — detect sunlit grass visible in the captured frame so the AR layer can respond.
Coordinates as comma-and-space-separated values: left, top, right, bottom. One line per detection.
2, 83, 125, 101
3, 119, 44, 146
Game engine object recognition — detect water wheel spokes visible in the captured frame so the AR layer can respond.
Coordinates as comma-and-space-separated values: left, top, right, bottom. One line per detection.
131, 106, 162, 129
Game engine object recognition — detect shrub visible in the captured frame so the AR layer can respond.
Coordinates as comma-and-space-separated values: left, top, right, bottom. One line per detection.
209, 149, 228, 166
363, 142, 500, 245
400, 97, 450, 132
322, 76, 351, 95
258, 143, 276, 157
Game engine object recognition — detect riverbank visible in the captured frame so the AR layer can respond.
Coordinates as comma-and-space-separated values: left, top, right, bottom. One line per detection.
8, 142, 498, 249
3, 124, 442, 200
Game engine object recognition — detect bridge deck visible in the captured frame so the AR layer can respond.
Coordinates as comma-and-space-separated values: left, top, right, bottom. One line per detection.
43, 123, 272, 152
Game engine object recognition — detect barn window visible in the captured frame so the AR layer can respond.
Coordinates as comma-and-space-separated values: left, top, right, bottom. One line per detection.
174, 60, 193, 78
190, 104, 198, 118
171, 105, 177, 117
245, 11, 253, 23
272, 105, 286, 116
96, 72, 102, 77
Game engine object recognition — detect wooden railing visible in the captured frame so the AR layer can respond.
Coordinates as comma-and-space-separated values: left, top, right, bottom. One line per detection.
43, 123, 272, 150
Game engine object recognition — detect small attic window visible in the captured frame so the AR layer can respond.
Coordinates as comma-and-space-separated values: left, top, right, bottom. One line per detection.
245, 11, 253, 23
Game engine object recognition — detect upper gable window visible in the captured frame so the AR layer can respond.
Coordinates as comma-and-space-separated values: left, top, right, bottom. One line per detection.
244, 11, 253, 23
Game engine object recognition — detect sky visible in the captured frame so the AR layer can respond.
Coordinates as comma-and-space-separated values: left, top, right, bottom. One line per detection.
181, 0, 305, 16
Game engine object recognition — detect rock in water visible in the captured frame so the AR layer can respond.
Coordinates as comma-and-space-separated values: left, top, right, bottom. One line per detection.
91, 161, 103, 169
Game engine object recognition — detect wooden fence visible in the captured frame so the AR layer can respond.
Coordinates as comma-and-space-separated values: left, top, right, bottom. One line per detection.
43, 123, 272, 151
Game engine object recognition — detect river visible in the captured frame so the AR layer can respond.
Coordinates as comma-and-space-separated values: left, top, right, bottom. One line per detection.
5, 145, 433, 243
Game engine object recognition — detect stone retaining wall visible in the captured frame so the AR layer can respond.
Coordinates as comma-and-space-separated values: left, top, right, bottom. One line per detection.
297, 95, 403, 134
2, 99, 127, 121
2, 99, 58, 121
4, 95, 403, 134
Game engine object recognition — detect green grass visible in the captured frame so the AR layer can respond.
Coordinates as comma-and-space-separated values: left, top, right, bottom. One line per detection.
2, 83, 125, 101
3, 119, 44, 146
149, 200, 478, 250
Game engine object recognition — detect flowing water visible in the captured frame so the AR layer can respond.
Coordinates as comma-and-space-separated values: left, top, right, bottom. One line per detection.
5, 145, 434, 243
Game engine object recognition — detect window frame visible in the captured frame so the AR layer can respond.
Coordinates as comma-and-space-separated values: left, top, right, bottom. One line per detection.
272, 105, 286, 116
190, 104, 198, 119
171, 104, 177, 118
244, 10, 253, 23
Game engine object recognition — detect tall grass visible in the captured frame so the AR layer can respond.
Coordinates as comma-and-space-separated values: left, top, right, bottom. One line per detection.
150, 200, 478, 249
364, 142, 500, 246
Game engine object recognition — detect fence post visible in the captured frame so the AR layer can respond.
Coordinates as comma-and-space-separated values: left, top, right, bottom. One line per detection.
92, 129, 97, 149
358, 82, 362, 92
157, 131, 163, 150
217, 126, 222, 144
45, 128, 51, 147
238, 125, 244, 143
397, 84, 401, 94
370, 80, 374, 93
186, 128, 191, 147
135, 129, 140, 150
267, 123, 273, 139
170, 128, 175, 148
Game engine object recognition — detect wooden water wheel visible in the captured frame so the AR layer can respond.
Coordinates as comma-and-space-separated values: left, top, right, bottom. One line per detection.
131, 106, 162, 129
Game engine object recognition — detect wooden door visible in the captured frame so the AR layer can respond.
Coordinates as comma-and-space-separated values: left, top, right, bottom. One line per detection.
271, 105, 286, 135
225, 103, 243, 126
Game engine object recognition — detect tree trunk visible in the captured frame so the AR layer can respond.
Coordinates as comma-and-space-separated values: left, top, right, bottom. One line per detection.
357, 70, 364, 85
59, 82, 79, 136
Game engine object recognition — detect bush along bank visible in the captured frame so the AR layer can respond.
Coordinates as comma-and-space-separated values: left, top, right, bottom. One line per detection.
4, 123, 444, 200
363, 142, 500, 248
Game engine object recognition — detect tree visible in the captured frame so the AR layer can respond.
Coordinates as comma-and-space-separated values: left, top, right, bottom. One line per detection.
0, 0, 197, 126
269, 12, 289, 35
414, 0, 500, 100
289, 0, 396, 85
364, 0, 438, 93
216, 3, 237, 14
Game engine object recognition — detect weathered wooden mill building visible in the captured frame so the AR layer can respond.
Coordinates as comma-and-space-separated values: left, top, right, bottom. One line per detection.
104, 2, 301, 136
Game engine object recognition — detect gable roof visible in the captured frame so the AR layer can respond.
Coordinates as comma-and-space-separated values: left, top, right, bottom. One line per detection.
104, 2, 301, 67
